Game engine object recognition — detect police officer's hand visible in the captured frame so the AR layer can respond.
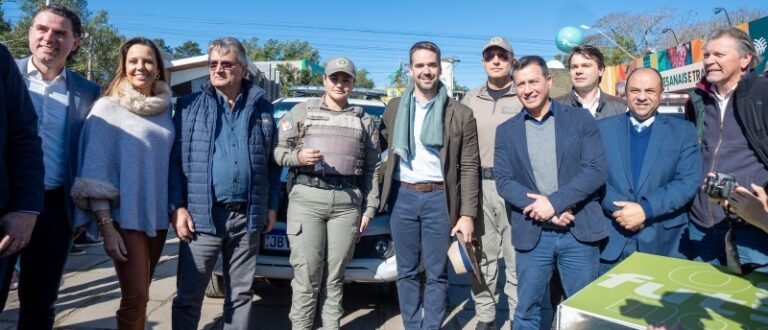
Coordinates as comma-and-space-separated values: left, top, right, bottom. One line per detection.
262, 210, 277, 234
0, 212, 37, 258
451, 216, 474, 243
359, 215, 372, 233
298, 148, 322, 165
524, 193, 555, 222
171, 207, 195, 243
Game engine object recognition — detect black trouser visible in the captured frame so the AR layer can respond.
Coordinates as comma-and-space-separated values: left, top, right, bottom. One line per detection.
0, 244, 18, 313
18, 187, 73, 329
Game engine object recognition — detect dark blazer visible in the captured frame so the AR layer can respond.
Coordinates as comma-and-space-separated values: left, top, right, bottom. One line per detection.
379, 97, 480, 228
598, 113, 701, 261
555, 89, 627, 119
494, 100, 607, 251
15, 57, 100, 223
0, 46, 43, 214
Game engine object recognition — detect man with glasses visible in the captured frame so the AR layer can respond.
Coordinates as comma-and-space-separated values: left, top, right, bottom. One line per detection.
169, 37, 280, 329
461, 37, 522, 330
556, 45, 626, 119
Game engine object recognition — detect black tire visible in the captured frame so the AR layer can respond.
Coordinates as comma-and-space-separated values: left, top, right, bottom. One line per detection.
205, 273, 226, 298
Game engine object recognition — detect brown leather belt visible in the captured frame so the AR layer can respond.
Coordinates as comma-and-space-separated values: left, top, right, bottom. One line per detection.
399, 181, 445, 192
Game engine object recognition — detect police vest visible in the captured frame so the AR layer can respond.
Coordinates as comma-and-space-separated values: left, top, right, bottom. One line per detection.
299, 99, 366, 176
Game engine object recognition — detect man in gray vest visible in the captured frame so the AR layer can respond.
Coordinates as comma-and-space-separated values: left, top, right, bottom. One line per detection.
274, 57, 380, 330
15, 6, 100, 328
555, 45, 626, 119
461, 36, 522, 330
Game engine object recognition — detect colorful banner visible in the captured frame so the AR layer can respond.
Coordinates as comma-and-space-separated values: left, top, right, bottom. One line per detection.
601, 15, 767, 93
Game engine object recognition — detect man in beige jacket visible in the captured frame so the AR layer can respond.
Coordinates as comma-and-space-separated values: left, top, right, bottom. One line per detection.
461, 36, 522, 330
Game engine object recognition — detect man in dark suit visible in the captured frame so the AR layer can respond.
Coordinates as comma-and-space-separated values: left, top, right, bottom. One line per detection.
597, 68, 701, 274
0, 42, 44, 312
15, 6, 100, 328
494, 56, 607, 330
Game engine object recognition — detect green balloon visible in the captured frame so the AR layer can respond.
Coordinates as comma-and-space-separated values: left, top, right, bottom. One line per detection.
556, 26, 584, 53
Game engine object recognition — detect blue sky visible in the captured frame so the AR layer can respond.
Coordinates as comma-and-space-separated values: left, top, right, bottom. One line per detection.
3, 0, 767, 88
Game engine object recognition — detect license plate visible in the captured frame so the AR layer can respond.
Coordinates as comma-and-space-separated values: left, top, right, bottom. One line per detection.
264, 229, 291, 251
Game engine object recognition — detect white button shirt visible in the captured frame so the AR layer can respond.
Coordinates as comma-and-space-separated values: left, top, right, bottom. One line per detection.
24, 57, 70, 190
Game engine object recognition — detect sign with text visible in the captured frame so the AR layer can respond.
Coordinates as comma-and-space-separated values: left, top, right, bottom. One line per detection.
558, 253, 768, 329
660, 62, 704, 92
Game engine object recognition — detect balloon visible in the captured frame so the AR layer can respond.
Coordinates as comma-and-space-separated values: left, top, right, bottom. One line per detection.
556, 26, 584, 53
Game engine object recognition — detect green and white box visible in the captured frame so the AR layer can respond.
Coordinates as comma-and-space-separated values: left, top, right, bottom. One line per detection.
558, 252, 768, 329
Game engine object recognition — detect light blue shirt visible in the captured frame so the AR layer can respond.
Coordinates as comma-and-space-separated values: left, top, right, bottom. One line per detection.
24, 57, 69, 190
629, 114, 656, 132
396, 96, 444, 183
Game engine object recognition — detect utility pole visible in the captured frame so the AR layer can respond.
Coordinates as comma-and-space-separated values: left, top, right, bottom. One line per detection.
84, 32, 93, 81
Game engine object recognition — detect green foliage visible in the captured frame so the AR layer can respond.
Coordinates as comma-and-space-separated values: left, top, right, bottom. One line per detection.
243, 37, 319, 63
173, 40, 202, 59
387, 62, 407, 88
275, 63, 323, 96
354, 68, 374, 89
152, 38, 173, 55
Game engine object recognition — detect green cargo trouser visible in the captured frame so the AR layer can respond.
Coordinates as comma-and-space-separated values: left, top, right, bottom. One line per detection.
286, 184, 361, 330
471, 179, 518, 323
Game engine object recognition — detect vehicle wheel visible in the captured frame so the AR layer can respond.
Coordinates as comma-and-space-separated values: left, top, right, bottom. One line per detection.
205, 273, 226, 298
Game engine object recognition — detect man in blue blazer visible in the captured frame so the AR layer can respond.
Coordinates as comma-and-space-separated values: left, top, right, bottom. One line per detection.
14, 6, 100, 328
598, 68, 701, 273
494, 56, 607, 330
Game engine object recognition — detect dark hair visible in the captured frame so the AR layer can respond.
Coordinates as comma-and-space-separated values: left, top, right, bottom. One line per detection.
512, 55, 549, 77
32, 5, 83, 61
33, 5, 83, 38
567, 45, 606, 70
409, 41, 441, 64
625, 67, 664, 90
104, 37, 167, 97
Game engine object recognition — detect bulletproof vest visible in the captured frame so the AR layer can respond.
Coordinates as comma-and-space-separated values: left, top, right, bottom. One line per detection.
299, 99, 366, 176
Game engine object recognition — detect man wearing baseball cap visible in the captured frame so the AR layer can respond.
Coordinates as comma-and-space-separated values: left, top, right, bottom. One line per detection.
275, 57, 380, 330
461, 36, 522, 330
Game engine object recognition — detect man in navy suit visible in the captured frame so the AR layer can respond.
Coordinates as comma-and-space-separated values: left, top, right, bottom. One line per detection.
598, 68, 701, 273
494, 56, 607, 330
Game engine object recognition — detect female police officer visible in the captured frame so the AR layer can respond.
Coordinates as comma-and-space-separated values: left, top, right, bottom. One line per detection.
274, 57, 380, 330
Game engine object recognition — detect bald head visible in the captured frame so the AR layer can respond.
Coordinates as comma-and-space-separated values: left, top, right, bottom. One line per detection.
626, 68, 664, 121
627, 68, 663, 90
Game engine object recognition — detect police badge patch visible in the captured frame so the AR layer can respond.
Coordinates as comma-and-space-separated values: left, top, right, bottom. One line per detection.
280, 113, 293, 131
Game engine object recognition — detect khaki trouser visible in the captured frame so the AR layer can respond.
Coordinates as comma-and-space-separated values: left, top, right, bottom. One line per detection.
471, 179, 518, 323
286, 184, 361, 330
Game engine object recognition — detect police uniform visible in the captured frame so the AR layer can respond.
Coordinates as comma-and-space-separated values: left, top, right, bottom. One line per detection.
461, 37, 523, 328
274, 58, 380, 330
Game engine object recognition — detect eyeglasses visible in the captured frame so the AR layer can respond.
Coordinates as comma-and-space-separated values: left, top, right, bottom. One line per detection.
208, 61, 237, 70
483, 51, 510, 62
